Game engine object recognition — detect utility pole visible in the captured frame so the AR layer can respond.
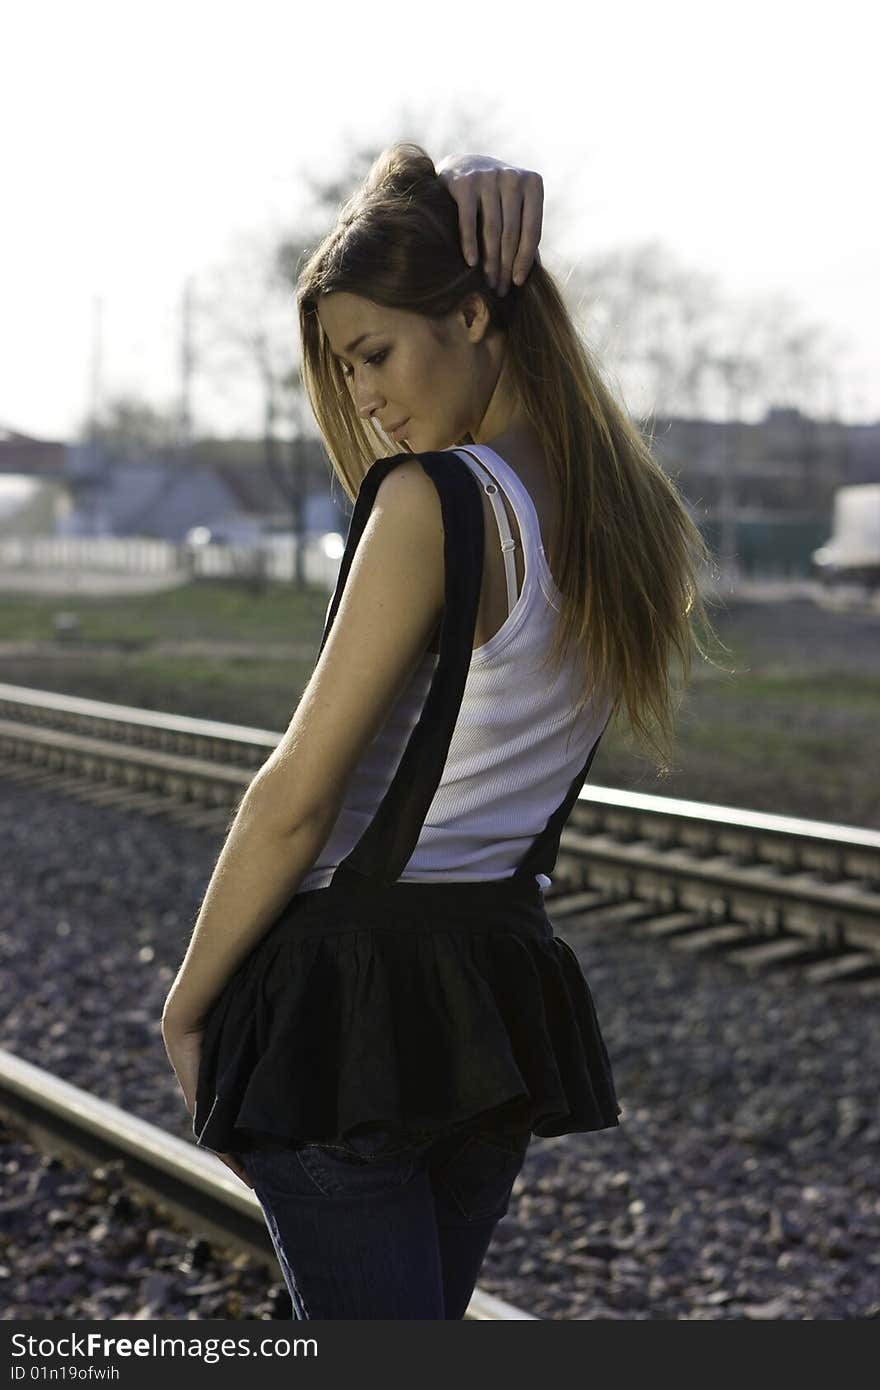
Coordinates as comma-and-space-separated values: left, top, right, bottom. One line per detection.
178, 275, 195, 454
709, 354, 743, 590
88, 293, 103, 448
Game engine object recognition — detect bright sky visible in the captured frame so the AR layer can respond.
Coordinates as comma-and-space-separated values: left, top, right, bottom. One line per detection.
3, 0, 877, 443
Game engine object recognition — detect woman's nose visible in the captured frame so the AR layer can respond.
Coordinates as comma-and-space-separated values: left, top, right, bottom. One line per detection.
355, 387, 384, 421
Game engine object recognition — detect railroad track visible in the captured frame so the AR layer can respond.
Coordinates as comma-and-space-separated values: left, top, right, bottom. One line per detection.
2, 681, 878, 1318
2, 681, 879, 990
0, 1048, 535, 1321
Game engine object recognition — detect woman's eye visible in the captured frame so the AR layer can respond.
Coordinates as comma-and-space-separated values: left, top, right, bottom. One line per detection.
341, 348, 388, 380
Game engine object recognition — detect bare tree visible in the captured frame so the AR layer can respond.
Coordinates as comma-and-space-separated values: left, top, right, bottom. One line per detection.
77, 395, 180, 458
562, 241, 853, 428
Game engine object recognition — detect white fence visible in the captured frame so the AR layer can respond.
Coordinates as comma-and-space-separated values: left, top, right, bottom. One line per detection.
0, 536, 177, 573
0, 534, 343, 591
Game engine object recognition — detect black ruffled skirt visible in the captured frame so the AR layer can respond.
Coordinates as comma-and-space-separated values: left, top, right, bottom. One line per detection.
193, 873, 621, 1160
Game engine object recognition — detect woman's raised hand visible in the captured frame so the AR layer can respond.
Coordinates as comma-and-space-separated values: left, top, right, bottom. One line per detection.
436, 154, 544, 297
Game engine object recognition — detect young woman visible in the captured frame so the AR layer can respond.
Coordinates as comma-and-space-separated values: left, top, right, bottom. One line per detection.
162, 145, 720, 1320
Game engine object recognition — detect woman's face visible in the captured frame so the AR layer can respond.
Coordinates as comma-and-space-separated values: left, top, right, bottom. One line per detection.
316, 290, 495, 451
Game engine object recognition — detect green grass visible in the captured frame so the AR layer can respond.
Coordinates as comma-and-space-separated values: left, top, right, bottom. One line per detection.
0, 578, 330, 644
0, 579, 329, 728
705, 672, 880, 712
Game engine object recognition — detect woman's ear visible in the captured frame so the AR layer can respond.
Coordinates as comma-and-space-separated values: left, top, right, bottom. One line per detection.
459, 291, 492, 341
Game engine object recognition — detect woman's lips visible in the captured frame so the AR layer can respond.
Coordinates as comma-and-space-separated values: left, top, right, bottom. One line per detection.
391, 419, 410, 440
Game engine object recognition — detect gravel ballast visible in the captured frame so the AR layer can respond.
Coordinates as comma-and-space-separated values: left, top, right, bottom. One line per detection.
1, 778, 878, 1320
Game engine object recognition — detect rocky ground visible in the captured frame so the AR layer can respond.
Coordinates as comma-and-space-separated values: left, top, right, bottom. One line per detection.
1, 776, 877, 1320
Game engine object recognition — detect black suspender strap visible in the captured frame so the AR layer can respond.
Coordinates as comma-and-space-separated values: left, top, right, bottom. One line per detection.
511, 709, 612, 884
327, 450, 486, 889
320, 446, 611, 893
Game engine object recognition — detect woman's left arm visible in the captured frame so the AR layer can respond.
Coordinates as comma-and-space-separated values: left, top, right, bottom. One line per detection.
162, 463, 445, 1185
160, 459, 445, 1037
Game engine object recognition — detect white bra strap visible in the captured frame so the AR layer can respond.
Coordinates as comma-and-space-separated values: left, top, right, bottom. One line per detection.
454, 447, 519, 615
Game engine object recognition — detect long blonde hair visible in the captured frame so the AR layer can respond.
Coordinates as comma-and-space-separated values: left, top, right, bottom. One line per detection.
296, 142, 728, 775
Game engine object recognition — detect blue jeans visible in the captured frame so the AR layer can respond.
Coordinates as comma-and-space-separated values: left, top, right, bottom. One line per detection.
240, 1126, 531, 1319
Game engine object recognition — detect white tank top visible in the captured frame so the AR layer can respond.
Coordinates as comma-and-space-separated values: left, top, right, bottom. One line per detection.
297, 443, 613, 894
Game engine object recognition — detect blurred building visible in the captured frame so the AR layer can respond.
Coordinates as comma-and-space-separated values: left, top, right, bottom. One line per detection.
0, 426, 350, 543
641, 407, 879, 576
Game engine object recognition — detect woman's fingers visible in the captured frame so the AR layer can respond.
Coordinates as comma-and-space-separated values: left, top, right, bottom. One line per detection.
477, 183, 503, 288
447, 175, 480, 269
437, 156, 544, 295
510, 172, 544, 291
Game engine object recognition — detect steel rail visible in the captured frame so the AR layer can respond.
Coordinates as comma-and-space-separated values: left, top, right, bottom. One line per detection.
1, 684, 878, 979
0, 1048, 536, 1321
